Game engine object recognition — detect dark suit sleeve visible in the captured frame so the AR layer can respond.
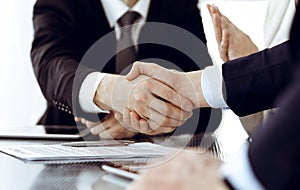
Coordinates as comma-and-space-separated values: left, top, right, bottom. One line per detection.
248, 8, 300, 189
31, 0, 98, 120
222, 41, 293, 116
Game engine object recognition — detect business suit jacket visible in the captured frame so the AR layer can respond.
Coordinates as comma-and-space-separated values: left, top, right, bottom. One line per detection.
223, 41, 293, 117
31, 0, 216, 133
248, 8, 300, 189
223, 7, 300, 189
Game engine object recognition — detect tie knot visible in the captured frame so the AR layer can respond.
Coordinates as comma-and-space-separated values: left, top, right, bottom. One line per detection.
118, 11, 140, 27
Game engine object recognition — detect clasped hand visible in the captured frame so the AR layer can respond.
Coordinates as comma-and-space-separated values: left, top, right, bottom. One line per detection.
113, 62, 208, 135
92, 70, 199, 135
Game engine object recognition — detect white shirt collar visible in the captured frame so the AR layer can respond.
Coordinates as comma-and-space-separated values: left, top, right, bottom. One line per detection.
100, 0, 151, 28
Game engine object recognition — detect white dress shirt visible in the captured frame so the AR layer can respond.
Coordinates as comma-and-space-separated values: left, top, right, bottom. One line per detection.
79, 0, 151, 113
201, 64, 228, 108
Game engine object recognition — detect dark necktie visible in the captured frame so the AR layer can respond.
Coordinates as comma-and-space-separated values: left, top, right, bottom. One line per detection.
115, 11, 140, 74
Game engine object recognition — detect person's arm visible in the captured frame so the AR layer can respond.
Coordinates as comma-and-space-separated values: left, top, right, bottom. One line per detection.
125, 40, 292, 118
223, 41, 292, 116
31, 0, 100, 120
31, 0, 193, 129
126, 66, 300, 190
125, 68, 300, 190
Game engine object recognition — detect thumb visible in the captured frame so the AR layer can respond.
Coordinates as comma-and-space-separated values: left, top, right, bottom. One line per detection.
126, 61, 156, 80
126, 62, 144, 80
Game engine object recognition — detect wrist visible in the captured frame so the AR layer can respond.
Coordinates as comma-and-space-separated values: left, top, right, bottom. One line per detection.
187, 71, 209, 108
94, 74, 119, 110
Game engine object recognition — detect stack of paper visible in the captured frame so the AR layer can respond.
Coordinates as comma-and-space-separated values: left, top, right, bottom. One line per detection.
0, 142, 178, 163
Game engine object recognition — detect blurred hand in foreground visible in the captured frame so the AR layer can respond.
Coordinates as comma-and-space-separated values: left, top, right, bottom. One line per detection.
127, 150, 229, 190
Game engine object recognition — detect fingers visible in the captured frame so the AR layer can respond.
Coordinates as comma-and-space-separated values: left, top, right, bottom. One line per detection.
139, 119, 150, 133
84, 119, 101, 129
74, 117, 81, 123
149, 79, 193, 112
98, 127, 121, 139
147, 107, 188, 127
98, 112, 138, 139
219, 29, 229, 62
130, 111, 140, 130
75, 116, 100, 129
123, 108, 132, 128
208, 4, 222, 44
127, 62, 195, 112
207, 4, 230, 62
118, 109, 146, 132
90, 124, 107, 135
115, 109, 139, 133
212, 14, 222, 44
207, 4, 212, 16
221, 15, 235, 31
129, 79, 192, 127
120, 110, 176, 135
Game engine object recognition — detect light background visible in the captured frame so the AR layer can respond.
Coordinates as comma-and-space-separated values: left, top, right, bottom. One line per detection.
0, 0, 267, 135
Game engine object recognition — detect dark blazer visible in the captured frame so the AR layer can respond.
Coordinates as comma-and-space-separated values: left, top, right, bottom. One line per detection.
225, 7, 300, 189
249, 8, 300, 188
223, 41, 293, 117
31, 0, 217, 133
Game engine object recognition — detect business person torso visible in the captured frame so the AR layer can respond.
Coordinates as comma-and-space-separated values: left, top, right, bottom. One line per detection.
32, 0, 214, 133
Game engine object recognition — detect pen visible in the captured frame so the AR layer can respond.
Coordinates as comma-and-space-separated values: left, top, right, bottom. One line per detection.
61, 140, 135, 147
102, 165, 140, 180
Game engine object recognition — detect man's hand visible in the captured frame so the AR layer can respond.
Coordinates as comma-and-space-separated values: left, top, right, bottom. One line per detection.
126, 62, 209, 108
127, 151, 229, 190
94, 74, 194, 132
121, 62, 209, 134
207, 4, 258, 62
75, 112, 138, 139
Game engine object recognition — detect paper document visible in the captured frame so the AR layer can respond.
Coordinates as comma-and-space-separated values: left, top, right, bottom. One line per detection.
0, 142, 177, 163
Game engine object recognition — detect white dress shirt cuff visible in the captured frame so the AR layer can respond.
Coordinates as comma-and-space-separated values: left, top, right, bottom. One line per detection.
79, 72, 110, 113
219, 144, 265, 190
201, 64, 228, 108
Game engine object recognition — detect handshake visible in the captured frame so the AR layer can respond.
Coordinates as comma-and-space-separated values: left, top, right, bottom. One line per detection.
76, 62, 209, 139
